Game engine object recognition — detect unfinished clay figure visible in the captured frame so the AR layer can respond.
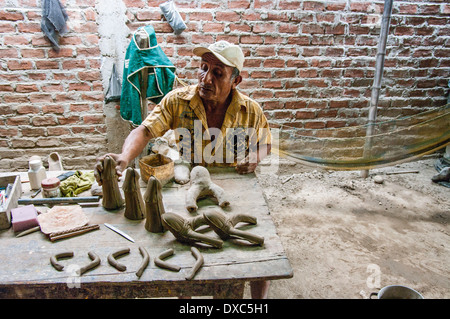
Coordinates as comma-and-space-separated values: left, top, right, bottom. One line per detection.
203, 208, 264, 246
185, 166, 230, 213
100, 155, 124, 210
162, 212, 223, 248
107, 248, 130, 272
185, 247, 203, 280
79, 251, 101, 275
136, 246, 150, 278
151, 131, 191, 185
155, 248, 181, 272
123, 168, 145, 220
144, 176, 165, 233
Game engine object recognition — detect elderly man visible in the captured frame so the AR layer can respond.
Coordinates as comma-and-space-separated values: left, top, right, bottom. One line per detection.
95, 40, 271, 298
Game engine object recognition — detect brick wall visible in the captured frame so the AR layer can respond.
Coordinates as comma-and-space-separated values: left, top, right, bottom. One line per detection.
1, 0, 449, 172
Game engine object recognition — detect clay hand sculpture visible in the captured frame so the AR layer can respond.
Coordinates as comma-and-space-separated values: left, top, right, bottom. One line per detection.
161, 212, 223, 248
144, 176, 165, 233
185, 166, 230, 213
100, 155, 124, 210
203, 209, 264, 246
123, 168, 145, 220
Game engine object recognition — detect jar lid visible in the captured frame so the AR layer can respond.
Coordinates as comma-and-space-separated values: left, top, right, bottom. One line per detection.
29, 159, 42, 170
41, 177, 60, 188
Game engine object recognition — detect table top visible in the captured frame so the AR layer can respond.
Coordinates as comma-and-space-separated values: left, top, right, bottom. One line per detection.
0, 168, 293, 298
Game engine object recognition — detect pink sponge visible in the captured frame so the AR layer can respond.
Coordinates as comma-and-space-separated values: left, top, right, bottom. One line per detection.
11, 205, 39, 232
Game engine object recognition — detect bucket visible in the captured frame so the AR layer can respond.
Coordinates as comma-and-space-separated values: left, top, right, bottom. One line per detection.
370, 285, 424, 299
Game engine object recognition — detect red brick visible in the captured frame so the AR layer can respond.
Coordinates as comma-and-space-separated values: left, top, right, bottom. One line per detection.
296, 110, 316, 119
216, 12, 240, 22
83, 115, 105, 124
304, 1, 325, 11
263, 59, 285, 68
43, 105, 65, 114
36, 60, 59, 69
11, 139, 35, 148
21, 127, 45, 137
32, 116, 58, 126
279, 1, 301, 10
0, 10, 24, 21
8, 60, 33, 70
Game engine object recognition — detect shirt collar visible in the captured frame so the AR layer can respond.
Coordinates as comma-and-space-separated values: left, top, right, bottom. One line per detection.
181, 85, 248, 113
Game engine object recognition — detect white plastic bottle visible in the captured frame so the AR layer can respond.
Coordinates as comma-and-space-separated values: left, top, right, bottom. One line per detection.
28, 159, 47, 190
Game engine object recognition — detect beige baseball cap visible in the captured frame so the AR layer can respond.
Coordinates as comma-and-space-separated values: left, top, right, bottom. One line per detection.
193, 40, 244, 72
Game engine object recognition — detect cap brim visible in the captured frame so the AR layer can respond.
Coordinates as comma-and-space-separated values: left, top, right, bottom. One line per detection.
193, 47, 236, 68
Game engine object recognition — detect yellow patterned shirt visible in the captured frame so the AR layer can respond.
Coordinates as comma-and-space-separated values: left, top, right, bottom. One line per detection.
142, 85, 271, 167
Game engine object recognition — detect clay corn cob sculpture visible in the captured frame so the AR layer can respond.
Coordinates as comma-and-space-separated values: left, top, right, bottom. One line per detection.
123, 167, 145, 220
203, 208, 264, 246
144, 176, 166, 233
162, 212, 223, 248
100, 155, 124, 210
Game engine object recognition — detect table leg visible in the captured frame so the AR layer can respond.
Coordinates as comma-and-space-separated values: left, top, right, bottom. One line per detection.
250, 280, 270, 299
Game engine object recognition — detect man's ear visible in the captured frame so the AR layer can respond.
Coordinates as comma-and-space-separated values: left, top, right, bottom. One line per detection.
232, 75, 242, 89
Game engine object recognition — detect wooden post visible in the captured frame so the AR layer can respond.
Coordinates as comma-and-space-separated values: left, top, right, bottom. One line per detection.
134, 29, 151, 168
361, 0, 394, 178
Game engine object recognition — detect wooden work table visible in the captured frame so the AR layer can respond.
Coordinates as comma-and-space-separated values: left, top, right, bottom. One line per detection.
0, 168, 292, 299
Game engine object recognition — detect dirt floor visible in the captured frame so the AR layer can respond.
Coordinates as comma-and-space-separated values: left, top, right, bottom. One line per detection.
247, 156, 449, 299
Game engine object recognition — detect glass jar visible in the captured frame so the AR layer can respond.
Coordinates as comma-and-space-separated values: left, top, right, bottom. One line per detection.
41, 178, 61, 198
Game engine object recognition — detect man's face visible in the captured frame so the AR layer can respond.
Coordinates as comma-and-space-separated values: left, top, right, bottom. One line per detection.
198, 53, 239, 103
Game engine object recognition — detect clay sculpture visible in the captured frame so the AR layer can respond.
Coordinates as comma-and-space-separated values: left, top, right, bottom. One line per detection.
203, 208, 264, 246
174, 159, 191, 185
136, 246, 150, 278
50, 251, 74, 271
50, 251, 100, 275
79, 251, 101, 275
185, 166, 230, 213
155, 248, 181, 272
107, 248, 130, 272
185, 247, 203, 280
123, 168, 145, 220
100, 155, 124, 210
151, 132, 191, 185
161, 212, 223, 248
144, 176, 166, 233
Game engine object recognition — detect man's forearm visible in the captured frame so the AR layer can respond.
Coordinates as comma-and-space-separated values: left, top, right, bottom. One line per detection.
120, 125, 154, 164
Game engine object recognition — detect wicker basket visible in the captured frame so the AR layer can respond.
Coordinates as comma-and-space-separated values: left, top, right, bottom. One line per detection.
139, 154, 174, 185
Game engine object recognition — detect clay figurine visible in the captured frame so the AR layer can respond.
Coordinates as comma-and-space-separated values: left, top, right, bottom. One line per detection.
144, 176, 166, 233
161, 212, 223, 248
155, 248, 181, 272
185, 247, 203, 280
107, 248, 130, 272
185, 166, 230, 213
79, 251, 101, 275
100, 155, 124, 210
151, 132, 191, 185
136, 246, 150, 278
50, 251, 74, 271
123, 168, 145, 220
203, 208, 264, 246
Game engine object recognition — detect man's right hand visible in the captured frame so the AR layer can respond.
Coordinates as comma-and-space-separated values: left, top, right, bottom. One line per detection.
94, 153, 129, 186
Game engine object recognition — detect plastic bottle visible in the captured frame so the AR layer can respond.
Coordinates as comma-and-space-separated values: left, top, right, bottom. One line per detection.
28, 159, 47, 190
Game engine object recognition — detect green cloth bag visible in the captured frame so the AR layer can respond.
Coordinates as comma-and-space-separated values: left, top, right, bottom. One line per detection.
120, 25, 176, 125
